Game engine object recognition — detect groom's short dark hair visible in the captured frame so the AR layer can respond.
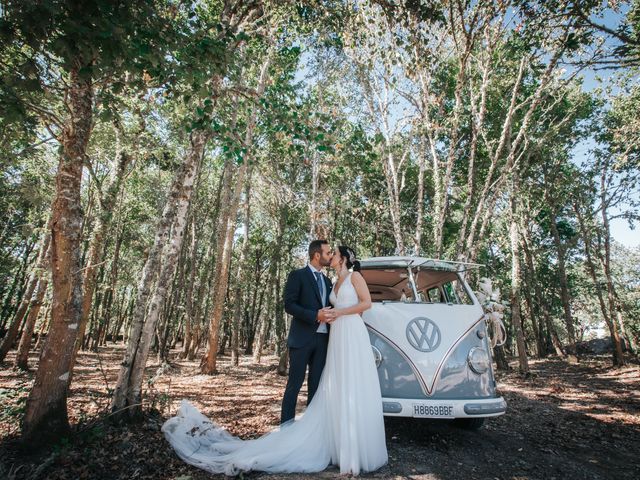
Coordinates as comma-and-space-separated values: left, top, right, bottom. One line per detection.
309, 239, 329, 260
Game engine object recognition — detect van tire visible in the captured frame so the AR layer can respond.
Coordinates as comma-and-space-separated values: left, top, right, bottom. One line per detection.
454, 417, 486, 430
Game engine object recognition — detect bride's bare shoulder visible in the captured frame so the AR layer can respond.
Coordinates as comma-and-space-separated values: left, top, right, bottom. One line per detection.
351, 271, 365, 283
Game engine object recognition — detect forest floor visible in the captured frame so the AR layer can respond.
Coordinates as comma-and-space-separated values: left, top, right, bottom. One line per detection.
1, 345, 639, 480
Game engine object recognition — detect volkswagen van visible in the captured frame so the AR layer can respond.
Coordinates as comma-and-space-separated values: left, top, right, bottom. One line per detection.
360, 256, 506, 429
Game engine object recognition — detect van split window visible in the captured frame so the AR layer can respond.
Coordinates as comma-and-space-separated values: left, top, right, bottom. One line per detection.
441, 279, 474, 305
362, 266, 474, 305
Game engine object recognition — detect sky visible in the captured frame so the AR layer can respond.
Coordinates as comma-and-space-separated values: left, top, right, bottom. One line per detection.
610, 217, 639, 249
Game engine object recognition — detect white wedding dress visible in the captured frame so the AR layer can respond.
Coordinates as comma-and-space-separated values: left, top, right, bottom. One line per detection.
162, 272, 388, 476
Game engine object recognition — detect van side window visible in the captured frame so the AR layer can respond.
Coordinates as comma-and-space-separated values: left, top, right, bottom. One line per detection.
442, 279, 473, 305
426, 287, 441, 303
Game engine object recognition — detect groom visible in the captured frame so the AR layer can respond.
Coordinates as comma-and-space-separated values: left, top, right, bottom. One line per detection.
281, 239, 334, 424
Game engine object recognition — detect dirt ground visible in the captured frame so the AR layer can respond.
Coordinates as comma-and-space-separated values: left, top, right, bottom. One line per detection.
1, 345, 639, 480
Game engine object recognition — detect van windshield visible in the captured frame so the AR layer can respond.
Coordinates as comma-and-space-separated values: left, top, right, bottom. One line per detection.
361, 267, 474, 305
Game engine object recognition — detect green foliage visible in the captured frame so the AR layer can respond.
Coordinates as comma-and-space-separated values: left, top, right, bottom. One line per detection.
603, 81, 640, 168
0, 1, 178, 125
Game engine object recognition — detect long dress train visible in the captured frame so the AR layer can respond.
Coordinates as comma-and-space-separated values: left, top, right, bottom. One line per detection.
162, 272, 387, 475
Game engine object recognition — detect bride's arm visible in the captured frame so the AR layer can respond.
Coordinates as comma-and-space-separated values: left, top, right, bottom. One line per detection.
331, 272, 372, 317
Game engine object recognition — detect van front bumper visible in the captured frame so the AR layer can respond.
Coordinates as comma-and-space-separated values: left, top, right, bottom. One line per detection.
382, 397, 507, 418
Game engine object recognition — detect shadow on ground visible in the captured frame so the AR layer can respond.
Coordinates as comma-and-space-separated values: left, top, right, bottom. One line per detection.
1, 347, 638, 480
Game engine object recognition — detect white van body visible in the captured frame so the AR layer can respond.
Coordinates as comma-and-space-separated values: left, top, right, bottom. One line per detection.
359, 256, 506, 428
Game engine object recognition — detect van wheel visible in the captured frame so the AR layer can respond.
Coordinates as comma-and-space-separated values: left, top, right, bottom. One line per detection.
454, 417, 486, 430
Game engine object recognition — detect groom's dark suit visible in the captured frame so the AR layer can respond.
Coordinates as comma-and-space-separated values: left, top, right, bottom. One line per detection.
281, 265, 332, 424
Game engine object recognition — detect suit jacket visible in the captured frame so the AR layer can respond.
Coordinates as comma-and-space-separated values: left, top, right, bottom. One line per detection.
284, 266, 332, 348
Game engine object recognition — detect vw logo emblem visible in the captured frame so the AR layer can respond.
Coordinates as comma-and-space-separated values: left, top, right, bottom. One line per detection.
406, 317, 441, 352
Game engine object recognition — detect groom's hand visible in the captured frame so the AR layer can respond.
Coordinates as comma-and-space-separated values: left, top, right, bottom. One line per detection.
317, 307, 334, 323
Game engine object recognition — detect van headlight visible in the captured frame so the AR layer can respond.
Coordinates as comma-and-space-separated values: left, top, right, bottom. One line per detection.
467, 347, 490, 374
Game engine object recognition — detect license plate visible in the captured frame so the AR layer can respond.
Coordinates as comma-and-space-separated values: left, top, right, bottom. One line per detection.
412, 403, 454, 418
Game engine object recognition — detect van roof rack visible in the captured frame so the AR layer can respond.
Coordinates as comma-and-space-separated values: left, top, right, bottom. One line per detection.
359, 256, 484, 272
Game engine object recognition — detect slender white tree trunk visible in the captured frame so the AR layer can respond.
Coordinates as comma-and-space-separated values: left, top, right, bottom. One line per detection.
231, 179, 253, 366
111, 131, 207, 414
508, 174, 529, 375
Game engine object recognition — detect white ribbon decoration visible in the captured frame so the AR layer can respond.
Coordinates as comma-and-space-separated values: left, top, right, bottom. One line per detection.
476, 278, 507, 348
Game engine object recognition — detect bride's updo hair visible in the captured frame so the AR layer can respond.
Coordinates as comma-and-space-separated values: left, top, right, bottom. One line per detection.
338, 246, 361, 272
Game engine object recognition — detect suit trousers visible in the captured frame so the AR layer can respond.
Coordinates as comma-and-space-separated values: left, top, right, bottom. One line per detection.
280, 332, 329, 424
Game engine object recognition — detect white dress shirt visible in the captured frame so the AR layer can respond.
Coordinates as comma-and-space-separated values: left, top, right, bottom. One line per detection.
308, 264, 328, 333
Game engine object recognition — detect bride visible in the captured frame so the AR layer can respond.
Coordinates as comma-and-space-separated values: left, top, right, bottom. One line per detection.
162, 246, 388, 476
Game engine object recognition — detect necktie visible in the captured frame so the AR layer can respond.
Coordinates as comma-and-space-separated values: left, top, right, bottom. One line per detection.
315, 272, 325, 306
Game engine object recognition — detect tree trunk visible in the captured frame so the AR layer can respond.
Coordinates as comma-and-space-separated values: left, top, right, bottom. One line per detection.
244, 254, 263, 354
355, 55, 406, 255
0, 271, 21, 334
277, 347, 289, 376
414, 139, 426, 255
612, 287, 637, 355
15, 276, 50, 370
186, 180, 223, 361
253, 310, 272, 364
105, 177, 125, 345
231, 179, 253, 366
0, 236, 50, 362
0, 240, 35, 332
201, 160, 235, 373
455, 43, 492, 259
433, 42, 470, 257
573, 201, 625, 367
253, 213, 285, 363
112, 130, 206, 417
101, 287, 115, 342
0, 255, 48, 362
180, 218, 199, 359
158, 236, 189, 361
520, 276, 539, 357
493, 345, 510, 371
309, 149, 320, 239
508, 177, 529, 375
274, 263, 286, 356
187, 257, 210, 361
548, 206, 578, 360
382, 148, 406, 255
34, 303, 52, 352
162, 252, 187, 360
599, 163, 625, 366
22, 66, 92, 441
99, 294, 112, 348
188, 322, 201, 361
111, 290, 128, 344
543, 303, 566, 357
519, 232, 545, 357
90, 289, 105, 351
